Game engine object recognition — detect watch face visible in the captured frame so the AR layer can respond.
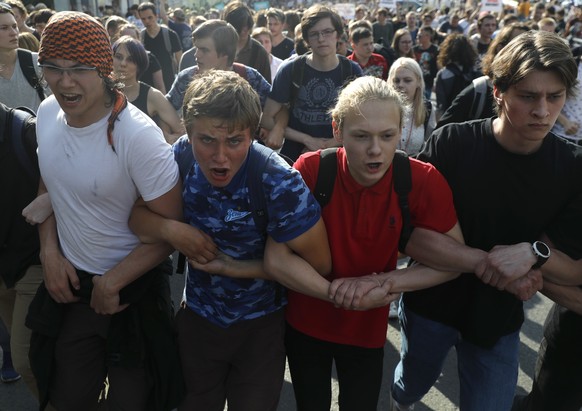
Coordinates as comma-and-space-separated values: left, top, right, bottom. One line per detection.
534, 241, 550, 258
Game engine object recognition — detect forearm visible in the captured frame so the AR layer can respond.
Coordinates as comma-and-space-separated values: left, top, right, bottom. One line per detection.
405, 227, 486, 273
539, 242, 582, 285
264, 238, 331, 301
541, 281, 582, 315
128, 204, 182, 245
284, 126, 311, 144
379, 263, 459, 293
100, 242, 174, 294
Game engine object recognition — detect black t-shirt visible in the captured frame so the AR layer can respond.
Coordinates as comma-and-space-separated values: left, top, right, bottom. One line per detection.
139, 51, 162, 91
142, 27, 182, 92
271, 37, 294, 60
405, 118, 582, 347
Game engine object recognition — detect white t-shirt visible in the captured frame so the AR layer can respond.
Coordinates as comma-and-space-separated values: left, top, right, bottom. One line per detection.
0, 52, 49, 112
37, 96, 179, 274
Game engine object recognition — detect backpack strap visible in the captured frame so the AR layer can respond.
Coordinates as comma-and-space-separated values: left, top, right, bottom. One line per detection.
9, 107, 38, 181
175, 138, 195, 181
423, 99, 432, 141
338, 55, 355, 86
290, 54, 308, 109
161, 26, 172, 54
313, 148, 338, 208
246, 142, 277, 233
17, 49, 45, 102
232, 63, 248, 81
393, 150, 414, 253
469, 76, 488, 120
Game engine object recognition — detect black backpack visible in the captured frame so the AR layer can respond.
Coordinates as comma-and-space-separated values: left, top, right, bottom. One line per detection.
0, 104, 38, 181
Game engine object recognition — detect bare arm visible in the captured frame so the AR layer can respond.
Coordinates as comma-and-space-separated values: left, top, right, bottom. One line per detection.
404, 224, 484, 272
541, 281, 582, 315
264, 218, 332, 300
152, 69, 166, 94
331, 224, 465, 309
149, 88, 185, 144
128, 196, 218, 264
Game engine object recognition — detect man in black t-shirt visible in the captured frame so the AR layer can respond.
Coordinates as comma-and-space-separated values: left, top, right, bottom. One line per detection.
138, 2, 182, 92
267, 8, 294, 60
391, 31, 582, 411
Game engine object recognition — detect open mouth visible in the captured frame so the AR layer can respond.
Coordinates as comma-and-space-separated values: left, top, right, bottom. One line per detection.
61, 93, 82, 103
367, 162, 382, 171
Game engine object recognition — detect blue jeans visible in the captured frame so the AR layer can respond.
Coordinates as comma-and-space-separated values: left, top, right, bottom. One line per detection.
392, 301, 520, 411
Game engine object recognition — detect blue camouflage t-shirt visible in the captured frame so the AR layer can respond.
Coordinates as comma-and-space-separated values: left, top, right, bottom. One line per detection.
173, 139, 321, 327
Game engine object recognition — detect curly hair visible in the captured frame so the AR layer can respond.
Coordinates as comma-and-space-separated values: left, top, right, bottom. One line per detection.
437, 33, 477, 69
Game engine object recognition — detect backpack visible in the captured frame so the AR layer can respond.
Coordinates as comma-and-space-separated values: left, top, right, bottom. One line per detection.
17, 49, 45, 103
469, 75, 489, 120
313, 148, 414, 253
446, 64, 475, 109
289, 54, 356, 108
0, 105, 38, 181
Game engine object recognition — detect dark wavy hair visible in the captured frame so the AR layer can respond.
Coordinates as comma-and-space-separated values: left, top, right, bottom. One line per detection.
437, 33, 477, 69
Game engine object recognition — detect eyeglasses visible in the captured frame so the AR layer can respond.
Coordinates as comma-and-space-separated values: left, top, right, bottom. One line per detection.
39, 63, 98, 79
307, 28, 336, 41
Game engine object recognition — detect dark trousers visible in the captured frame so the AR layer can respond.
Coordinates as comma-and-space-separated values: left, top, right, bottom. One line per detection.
513, 303, 582, 411
176, 307, 285, 411
49, 303, 149, 411
285, 323, 384, 411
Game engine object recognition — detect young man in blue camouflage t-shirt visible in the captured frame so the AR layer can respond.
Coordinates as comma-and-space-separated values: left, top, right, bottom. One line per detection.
129, 69, 331, 410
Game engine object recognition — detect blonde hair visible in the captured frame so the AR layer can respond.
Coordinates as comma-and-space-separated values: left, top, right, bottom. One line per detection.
330, 76, 407, 132
388, 57, 426, 128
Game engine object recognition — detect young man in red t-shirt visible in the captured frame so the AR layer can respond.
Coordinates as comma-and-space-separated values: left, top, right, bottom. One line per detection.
348, 26, 389, 80
264, 76, 462, 410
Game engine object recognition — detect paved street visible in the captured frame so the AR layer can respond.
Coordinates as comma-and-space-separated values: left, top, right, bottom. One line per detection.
0, 268, 553, 411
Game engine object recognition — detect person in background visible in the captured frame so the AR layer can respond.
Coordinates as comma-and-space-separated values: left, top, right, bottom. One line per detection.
434, 33, 478, 119
222, 1, 271, 83
5, 0, 34, 35
348, 26, 388, 79
389, 57, 435, 155
18, 31, 40, 52
138, 2, 182, 92
413, 25, 439, 100
160, 7, 192, 52
267, 7, 294, 60
252, 26, 283, 84
373, 7, 394, 46
116, 22, 166, 94
392, 28, 415, 59
112, 35, 184, 143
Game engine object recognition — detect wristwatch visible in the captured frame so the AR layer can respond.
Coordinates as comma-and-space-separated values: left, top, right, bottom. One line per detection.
531, 241, 551, 269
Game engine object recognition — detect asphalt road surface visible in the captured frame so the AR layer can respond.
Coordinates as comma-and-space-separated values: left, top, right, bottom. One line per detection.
0, 271, 554, 411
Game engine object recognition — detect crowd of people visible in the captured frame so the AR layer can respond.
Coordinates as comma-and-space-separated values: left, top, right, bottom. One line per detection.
1, 0, 582, 410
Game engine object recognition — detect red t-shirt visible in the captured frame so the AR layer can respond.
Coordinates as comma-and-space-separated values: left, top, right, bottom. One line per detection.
288, 148, 457, 348
348, 52, 388, 80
